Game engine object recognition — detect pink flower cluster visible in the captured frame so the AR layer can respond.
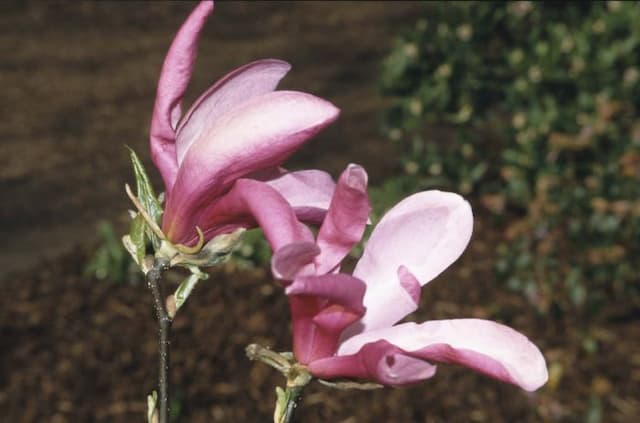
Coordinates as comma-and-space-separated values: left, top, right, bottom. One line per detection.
150, 0, 548, 391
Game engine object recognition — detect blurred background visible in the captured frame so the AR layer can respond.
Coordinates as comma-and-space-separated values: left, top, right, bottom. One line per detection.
1, 1, 637, 422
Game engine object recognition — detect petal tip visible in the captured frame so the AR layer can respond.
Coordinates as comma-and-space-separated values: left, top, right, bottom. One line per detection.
344, 164, 368, 192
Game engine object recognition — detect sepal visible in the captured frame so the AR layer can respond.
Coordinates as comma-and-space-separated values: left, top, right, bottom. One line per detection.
165, 228, 245, 267
127, 147, 163, 249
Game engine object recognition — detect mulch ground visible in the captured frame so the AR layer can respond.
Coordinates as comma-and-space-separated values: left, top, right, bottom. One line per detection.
1, 224, 637, 422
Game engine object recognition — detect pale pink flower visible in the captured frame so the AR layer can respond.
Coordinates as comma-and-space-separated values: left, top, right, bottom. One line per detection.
269, 175, 548, 391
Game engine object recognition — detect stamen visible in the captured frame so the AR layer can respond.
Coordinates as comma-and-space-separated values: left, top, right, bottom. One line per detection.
174, 226, 205, 255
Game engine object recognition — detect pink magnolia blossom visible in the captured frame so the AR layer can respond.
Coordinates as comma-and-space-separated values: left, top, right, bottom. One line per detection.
149, 0, 340, 246
269, 169, 548, 391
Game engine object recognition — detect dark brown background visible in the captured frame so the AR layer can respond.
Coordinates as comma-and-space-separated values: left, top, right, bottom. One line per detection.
1, 1, 412, 275
0, 2, 636, 422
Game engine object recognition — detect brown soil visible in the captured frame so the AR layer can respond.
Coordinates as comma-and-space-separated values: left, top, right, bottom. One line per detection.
1, 2, 638, 422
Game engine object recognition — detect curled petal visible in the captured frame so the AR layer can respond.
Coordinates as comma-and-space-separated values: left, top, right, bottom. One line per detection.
351, 191, 473, 331
271, 241, 320, 281
308, 340, 437, 386
338, 319, 548, 392
260, 168, 337, 225
175, 59, 292, 165
286, 274, 366, 365
178, 178, 314, 250
163, 91, 340, 242
150, 0, 214, 191
315, 164, 370, 273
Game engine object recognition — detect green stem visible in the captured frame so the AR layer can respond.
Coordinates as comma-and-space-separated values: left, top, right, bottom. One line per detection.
274, 363, 312, 423
245, 344, 311, 423
274, 384, 305, 423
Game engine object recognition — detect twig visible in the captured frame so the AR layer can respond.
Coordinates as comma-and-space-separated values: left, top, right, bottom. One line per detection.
146, 257, 171, 423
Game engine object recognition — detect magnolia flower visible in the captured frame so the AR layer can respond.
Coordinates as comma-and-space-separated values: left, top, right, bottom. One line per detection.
149, 0, 340, 246
269, 170, 548, 391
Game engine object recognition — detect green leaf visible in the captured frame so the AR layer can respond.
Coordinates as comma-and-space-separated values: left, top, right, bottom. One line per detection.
127, 147, 163, 249
129, 213, 147, 266
86, 221, 130, 282
174, 274, 200, 312
147, 390, 158, 423
122, 236, 139, 265
173, 266, 209, 312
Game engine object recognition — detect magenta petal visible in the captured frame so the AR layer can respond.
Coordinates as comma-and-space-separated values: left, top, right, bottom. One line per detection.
261, 169, 337, 225
271, 242, 320, 281
315, 164, 371, 274
177, 178, 314, 249
285, 274, 366, 364
397, 265, 421, 306
150, 0, 214, 191
351, 190, 473, 331
308, 340, 437, 386
175, 59, 291, 165
163, 91, 340, 241
338, 319, 548, 392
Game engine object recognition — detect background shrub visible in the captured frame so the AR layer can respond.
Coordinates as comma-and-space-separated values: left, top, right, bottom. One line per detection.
381, 1, 640, 314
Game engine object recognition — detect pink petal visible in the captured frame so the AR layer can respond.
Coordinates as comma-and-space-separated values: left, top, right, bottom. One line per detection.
397, 265, 421, 305
286, 274, 366, 365
177, 178, 314, 250
351, 191, 473, 332
308, 340, 437, 385
261, 168, 337, 225
175, 59, 291, 165
338, 319, 548, 391
163, 91, 339, 242
315, 164, 370, 274
271, 241, 320, 281
150, 0, 214, 192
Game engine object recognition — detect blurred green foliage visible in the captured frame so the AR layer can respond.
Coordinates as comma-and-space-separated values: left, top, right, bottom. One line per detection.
381, 1, 640, 314
230, 228, 273, 269
85, 221, 142, 284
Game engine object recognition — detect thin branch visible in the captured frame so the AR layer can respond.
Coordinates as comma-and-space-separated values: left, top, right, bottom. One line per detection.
146, 257, 171, 423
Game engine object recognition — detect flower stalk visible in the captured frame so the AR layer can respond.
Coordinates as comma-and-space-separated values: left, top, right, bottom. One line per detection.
146, 256, 172, 423
274, 383, 306, 423
245, 344, 312, 423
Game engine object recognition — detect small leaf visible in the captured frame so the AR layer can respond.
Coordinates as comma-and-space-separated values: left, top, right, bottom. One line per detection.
186, 265, 209, 280
147, 390, 158, 423
173, 266, 209, 312
127, 147, 163, 249
129, 213, 147, 266
122, 235, 140, 266
174, 274, 200, 312
469, 162, 488, 182
274, 386, 287, 423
